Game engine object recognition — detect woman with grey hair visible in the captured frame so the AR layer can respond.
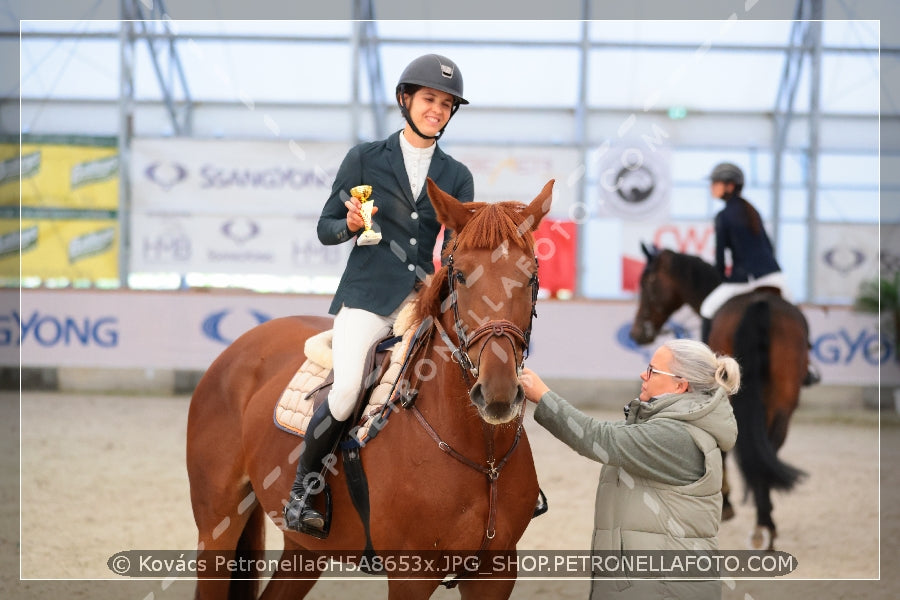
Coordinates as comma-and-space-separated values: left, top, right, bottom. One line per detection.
520, 339, 739, 600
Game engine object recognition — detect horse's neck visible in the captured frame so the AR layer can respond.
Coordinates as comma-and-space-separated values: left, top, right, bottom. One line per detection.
677, 255, 721, 313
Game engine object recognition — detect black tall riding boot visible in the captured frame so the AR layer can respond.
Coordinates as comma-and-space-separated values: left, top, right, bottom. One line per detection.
701, 318, 712, 344
283, 400, 346, 532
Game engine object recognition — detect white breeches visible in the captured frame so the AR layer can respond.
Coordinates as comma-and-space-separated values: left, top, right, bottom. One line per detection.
699, 271, 792, 319
327, 297, 413, 421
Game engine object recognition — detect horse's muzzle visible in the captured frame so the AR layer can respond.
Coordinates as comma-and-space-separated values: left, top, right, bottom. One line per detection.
629, 320, 657, 345
469, 381, 525, 425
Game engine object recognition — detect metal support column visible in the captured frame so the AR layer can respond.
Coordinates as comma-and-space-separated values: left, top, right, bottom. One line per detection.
772, 0, 823, 301
117, 5, 135, 288
351, 0, 386, 142
350, 10, 362, 143
574, 0, 591, 299
771, 1, 809, 253
806, 0, 824, 302
131, 0, 193, 135
359, 0, 386, 139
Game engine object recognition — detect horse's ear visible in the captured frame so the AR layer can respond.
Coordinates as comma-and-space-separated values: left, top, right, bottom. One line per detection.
640, 241, 659, 260
427, 177, 474, 232
521, 179, 555, 233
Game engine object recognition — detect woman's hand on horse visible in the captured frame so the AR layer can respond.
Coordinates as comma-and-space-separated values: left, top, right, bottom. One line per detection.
520, 367, 550, 403
344, 198, 378, 233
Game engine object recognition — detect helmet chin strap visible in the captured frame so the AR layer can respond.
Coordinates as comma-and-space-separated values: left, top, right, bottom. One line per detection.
398, 94, 459, 141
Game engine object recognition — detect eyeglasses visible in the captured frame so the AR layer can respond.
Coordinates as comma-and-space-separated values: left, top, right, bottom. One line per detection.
645, 365, 682, 380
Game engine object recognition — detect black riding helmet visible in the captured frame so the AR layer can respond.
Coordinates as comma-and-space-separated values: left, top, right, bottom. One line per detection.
395, 54, 468, 141
708, 162, 745, 187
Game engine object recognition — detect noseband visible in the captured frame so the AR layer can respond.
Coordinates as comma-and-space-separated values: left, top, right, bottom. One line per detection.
438, 250, 539, 383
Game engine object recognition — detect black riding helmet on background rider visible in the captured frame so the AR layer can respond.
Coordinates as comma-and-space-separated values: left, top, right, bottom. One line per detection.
396, 54, 468, 141
709, 162, 745, 199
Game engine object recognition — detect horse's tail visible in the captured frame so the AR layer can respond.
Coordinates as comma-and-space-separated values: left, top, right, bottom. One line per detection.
228, 502, 265, 600
731, 299, 806, 492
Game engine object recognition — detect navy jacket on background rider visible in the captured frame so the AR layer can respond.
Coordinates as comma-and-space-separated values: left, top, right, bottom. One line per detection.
713, 197, 781, 283
317, 130, 474, 317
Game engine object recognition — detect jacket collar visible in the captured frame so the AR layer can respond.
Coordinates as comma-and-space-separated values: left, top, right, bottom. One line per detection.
623, 388, 727, 424
387, 130, 446, 209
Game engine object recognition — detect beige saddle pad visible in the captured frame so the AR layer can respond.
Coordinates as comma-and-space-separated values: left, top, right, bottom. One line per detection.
274, 302, 418, 445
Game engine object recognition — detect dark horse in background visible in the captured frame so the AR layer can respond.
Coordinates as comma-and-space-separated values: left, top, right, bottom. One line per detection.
629, 243, 808, 550
186, 178, 554, 599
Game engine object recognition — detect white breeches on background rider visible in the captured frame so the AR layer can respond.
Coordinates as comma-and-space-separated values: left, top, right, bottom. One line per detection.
699, 271, 792, 319
327, 294, 415, 421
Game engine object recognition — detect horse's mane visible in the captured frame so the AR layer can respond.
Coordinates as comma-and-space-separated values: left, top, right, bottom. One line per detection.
659, 249, 722, 298
415, 201, 536, 322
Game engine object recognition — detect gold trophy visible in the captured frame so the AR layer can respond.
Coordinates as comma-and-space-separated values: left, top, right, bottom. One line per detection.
351, 185, 382, 246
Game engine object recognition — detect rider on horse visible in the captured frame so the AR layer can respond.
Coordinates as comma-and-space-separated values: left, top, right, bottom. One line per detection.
700, 162, 819, 386
283, 54, 475, 534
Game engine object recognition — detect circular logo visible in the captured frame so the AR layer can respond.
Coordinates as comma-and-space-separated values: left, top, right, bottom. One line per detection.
614, 165, 655, 204
595, 146, 670, 219
822, 246, 866, 274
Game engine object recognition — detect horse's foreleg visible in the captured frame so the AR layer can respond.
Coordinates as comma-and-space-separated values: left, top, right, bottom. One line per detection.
386, 577, 442, 599
721, 450, 735, 521
458, 577, 517, 599
257, 537, 321, 600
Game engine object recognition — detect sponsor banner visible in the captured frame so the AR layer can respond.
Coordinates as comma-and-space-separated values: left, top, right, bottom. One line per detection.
530, 300, 888, 386
130, 214, 349, 277
10, 290, 889, 386
445, 145, 581, 220
131, 138, 347, 217
0, 218, 118, 280
814, 223, 879, 300
15, 289, 334, 369
0, 142, 118, 209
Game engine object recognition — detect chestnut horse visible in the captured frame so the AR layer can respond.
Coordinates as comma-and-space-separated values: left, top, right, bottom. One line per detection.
186, 178, 554, 599
629, 244, 807, 550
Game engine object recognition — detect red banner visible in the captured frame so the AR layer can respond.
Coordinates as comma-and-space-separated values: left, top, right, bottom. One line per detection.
534, 219, 577, 298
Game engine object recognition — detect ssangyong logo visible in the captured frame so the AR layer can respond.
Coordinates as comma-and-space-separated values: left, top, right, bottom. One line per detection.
202, 309, 271, 345
221, 218, 260, 244
144, 161, 189, 191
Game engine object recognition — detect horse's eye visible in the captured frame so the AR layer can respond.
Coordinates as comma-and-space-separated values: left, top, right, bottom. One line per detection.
455, 271, 466, 285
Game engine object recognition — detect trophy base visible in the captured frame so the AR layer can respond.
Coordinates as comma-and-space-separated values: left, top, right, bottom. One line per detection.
356, 231, 382, 246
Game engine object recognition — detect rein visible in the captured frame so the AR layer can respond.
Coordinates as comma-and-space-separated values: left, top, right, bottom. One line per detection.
409, 401, 525, 551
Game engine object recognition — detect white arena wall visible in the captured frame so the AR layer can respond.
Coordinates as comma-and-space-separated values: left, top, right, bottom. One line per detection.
4, 289, 894, 405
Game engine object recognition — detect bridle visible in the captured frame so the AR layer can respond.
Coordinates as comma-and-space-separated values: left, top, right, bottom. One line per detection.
384, 237, 540, 581
437, 246, 539, 385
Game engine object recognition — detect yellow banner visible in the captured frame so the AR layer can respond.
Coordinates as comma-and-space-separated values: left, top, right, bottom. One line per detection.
0, 142, 119, 209
0, 219, 118, 280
